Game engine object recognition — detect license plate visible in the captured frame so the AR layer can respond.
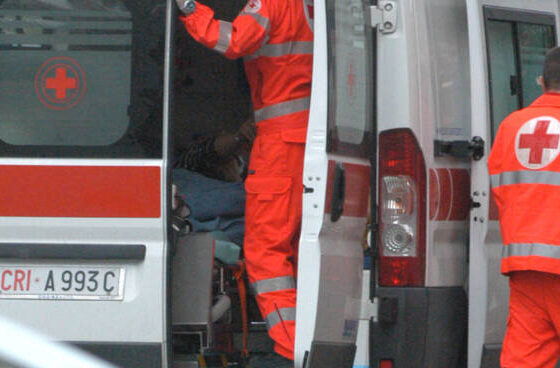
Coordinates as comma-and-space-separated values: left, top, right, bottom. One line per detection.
0, 266, 125, 300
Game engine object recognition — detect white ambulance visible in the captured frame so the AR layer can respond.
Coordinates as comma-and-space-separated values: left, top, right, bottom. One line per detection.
0, 0, 557, 367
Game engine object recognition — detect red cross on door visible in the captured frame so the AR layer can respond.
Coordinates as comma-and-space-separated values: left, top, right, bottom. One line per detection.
518, 120, 560, 164
35, 57, 87, 111
46, 67, 77, 100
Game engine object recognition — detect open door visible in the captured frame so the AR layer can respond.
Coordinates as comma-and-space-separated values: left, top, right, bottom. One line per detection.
467, 1, 559, 366
294, 0, 374, 366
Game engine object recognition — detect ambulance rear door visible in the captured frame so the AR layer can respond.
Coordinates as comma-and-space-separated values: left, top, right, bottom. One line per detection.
295, 0, 376, 366
0, 1, 171, 367
467, 1, 559, 366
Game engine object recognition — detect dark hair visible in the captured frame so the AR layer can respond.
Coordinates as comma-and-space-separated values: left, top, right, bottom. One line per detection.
543, 47, 560, 91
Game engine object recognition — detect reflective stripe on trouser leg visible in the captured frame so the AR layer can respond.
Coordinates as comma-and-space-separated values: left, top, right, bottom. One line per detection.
251, 276, 296, 295
244, 128, 306, 360
265, 307, 296, 331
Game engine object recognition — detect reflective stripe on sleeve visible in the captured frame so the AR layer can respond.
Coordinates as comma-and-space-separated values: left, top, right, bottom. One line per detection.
241, 12, 270, 32
246, 41, 313, 59
213, 20, 232, 54
254, 96, 310, 123
265, 307, 296, 330
490, 170, 560, 188
503, 243, 560, 259
251, 276, 296, 295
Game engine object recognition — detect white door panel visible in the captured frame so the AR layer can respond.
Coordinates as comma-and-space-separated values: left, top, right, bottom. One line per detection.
296, 0, 370, 365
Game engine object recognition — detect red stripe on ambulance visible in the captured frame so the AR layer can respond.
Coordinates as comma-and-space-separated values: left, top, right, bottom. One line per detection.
0, 165, 160, 217
429, 168, 470, 221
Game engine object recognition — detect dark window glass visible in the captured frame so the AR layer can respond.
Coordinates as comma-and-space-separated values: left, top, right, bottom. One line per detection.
326, 0, 374, 158
519, 23, 555, 105
0, 0, 165, 158
485, 8, 556, 141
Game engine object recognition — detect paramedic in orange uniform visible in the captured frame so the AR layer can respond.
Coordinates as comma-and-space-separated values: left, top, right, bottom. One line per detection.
175, 0, 313, 362
489, 47, 560, 368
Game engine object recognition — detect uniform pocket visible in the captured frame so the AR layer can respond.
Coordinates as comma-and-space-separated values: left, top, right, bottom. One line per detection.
281, 128, 307, 144
245, 176, 292, 231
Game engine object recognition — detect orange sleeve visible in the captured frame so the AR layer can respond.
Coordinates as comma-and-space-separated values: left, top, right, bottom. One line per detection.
488, 120, 507, 176
180, 0, 270, 59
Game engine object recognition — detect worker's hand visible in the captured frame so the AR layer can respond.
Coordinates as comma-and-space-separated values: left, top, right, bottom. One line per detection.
237, 117, 256, 143
176, 0, 196, 14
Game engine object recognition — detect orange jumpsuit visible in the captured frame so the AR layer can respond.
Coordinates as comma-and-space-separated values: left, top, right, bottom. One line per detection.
489, 93, 560, 367
180, 0, 313, 359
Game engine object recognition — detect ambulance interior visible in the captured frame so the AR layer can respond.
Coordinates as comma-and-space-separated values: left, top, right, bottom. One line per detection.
170, 0, 274, 363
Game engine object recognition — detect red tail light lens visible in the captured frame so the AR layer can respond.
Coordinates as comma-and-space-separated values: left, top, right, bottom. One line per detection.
378, 129, 426, 286
380, 360, 394, 368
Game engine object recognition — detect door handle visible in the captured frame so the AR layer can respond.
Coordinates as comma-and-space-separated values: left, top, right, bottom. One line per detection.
331, 162, 346, 222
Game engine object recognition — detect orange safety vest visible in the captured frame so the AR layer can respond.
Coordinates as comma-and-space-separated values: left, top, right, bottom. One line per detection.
489, 93, 560, 275
180, 0, 313, 125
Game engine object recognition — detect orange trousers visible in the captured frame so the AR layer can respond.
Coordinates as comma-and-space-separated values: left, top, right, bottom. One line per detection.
501, 271, 560, 368
243, 122, 306, 360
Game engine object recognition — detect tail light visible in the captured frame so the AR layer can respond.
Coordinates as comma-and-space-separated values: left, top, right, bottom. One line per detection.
379, 360, 394, 368
378, 129, 426, 286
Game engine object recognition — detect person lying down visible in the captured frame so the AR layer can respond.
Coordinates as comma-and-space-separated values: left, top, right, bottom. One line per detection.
172, 117, 255, 245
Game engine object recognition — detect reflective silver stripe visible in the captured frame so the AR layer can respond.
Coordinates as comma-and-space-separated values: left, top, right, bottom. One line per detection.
241, 12, 270, 32
265, 307, 296, 330
503, 243, 560, 259
254, 97, 310, 123
491, 170, 560, 188
213, 20, 232, 54
247, 41, 313, 59
251, 276, 296, 295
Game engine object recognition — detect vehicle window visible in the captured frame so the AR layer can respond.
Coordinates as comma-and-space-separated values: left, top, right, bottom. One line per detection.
519, 23, 555, 104
0, 0, 166, 158
326, 0, 374, 158
426, 0, 471, 141
485, 7, 556, 141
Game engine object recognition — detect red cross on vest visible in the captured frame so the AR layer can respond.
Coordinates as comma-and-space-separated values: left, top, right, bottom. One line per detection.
518, 120, 560, 164
46, 67, 77, 100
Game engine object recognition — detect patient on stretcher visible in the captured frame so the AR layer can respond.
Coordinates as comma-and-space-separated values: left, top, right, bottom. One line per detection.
172, 117, 255, 245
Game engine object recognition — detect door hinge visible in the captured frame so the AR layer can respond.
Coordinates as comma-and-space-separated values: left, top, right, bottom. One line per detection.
360, 297, 379, 322
368, 1, 398, 34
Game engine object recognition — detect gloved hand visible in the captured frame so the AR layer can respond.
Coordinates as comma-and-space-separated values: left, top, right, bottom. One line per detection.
176, 0, 196, 14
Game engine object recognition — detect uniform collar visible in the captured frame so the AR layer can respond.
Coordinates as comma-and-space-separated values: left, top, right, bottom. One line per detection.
530, 93, 560, 107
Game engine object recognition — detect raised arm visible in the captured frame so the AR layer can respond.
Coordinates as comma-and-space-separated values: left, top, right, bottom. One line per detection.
178, 0, 271, 59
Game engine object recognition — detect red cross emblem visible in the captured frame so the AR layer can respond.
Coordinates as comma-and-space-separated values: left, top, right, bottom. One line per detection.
515, 117, 560, 169
46, 67, 77, 99
35, 57, 87, 111
243, 0, 261, 13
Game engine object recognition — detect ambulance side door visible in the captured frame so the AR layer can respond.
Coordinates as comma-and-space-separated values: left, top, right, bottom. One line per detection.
467, 1, 559, 366
294, 0, 375, 366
